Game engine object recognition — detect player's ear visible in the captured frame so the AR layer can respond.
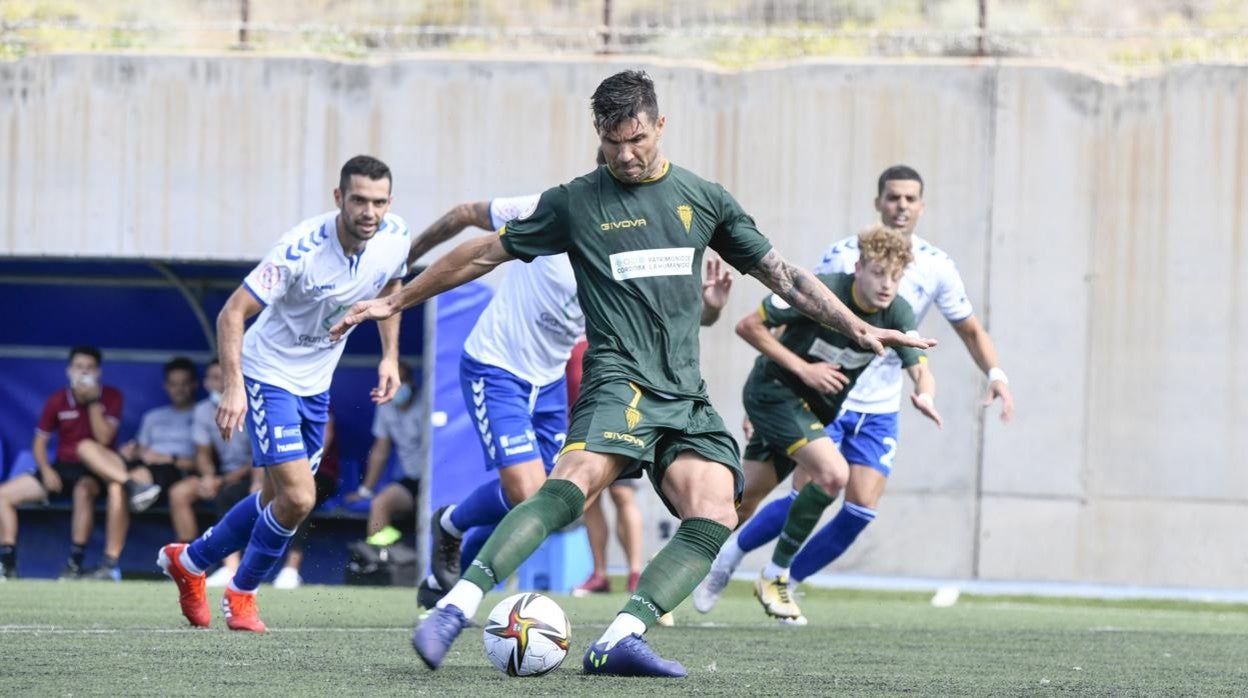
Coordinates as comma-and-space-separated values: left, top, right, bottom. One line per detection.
333, 188, 343, 209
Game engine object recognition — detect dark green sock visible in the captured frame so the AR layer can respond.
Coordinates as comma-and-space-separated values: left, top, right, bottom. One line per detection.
771, 482, 836, 569
462, 479, 584, 592
623, 517, 731, 629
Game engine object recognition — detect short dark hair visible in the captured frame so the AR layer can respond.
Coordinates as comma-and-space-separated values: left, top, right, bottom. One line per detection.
339, 155, 392, 195
164, 356, 197, 380
398, 361, 414, 382
877, 165, 924, 197
591, 70, 660, 133
68, 345, 101, 365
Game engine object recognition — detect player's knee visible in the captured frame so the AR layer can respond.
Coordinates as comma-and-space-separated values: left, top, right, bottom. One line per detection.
278, 488, 317, 520
682, 498, 737, 529
812, 468, 849, 498
501, 477, 541, 505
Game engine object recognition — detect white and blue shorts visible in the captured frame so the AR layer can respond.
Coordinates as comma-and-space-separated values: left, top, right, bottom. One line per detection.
244, 377, 329, 471
825, 409, 899, 476
459, 353, 567, 473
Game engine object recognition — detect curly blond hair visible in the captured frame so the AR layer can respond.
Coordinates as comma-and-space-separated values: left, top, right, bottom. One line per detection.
857, 224, 913, 272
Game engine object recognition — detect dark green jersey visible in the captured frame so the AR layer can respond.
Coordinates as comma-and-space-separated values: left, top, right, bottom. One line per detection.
499, 162, 773, 400
751, 273, 923, 423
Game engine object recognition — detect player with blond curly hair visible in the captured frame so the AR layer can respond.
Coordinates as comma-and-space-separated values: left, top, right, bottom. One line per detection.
730, 224, 943, 621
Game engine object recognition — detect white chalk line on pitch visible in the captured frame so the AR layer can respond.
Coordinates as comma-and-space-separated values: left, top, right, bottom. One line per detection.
0, 625, 411, 634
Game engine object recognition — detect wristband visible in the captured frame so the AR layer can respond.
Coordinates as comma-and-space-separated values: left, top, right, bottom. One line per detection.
356, 485, 375, 498
987, 367, 1009, 385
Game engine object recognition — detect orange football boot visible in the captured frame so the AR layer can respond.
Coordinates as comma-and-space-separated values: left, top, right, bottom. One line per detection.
222, 587, 267, 633
157, 543, 211, 628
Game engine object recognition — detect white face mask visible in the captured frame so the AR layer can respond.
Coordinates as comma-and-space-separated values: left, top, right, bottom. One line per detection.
209, 390, 223, 405
73, 373, 97, 388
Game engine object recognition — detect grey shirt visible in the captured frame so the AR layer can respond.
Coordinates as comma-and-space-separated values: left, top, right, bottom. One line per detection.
371, 402, 423, 480
192, 399, 252, 474
136, 404, 196, 459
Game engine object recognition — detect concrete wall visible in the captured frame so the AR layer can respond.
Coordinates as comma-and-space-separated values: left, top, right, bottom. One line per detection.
3, 54, 1245, 588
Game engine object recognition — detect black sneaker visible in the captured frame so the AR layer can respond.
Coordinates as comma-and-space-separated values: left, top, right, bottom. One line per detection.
417, 575, 445, 610
0, 560, 13, 581
59, 561, 84, 580
429, 506, 461, 591
128, 482, 162, 512
87, 564, 122, 582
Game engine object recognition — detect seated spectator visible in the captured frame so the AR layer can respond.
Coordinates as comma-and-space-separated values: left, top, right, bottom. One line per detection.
81, 356, 198, 580
166, 358, 258, 587
348, 361, 422, 548
272, 409, 342, 589
0, 346, 159, 581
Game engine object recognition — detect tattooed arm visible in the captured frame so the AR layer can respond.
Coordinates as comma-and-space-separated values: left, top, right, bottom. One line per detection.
406, 201, 493, 267
746, 249, 936, 355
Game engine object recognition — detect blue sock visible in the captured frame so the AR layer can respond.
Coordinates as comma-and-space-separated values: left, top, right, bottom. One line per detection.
232, 504, 298, 592
459, 524, 497, 573
186, 492, 262, 571
790, 502, 877, 582
448, 480, 513, 532
737, 490, 797, 553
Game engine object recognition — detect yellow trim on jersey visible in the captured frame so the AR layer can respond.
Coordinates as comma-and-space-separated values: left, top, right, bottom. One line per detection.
558, 441, 588, 458
497, 224, 507, 236
757, 303, 768, 322
850, 282, 877, 313
627, 382, 644, 409
640, 160, 671, 183
918, 355, 928, 365
786, 438, 809, 455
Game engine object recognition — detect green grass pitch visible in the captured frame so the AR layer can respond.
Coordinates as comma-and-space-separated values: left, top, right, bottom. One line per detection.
2, 578, 1245, 696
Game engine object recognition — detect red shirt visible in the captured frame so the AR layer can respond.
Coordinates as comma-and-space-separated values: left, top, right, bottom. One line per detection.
36, 386, 124, 463
566, 339, 589, 406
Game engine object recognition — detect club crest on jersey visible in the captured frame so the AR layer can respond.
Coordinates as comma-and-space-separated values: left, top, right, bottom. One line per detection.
676, 204, 693, 233
321, 304, 351, 331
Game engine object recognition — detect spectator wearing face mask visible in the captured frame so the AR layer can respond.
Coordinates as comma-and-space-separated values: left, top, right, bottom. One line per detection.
347, 361, 423, 548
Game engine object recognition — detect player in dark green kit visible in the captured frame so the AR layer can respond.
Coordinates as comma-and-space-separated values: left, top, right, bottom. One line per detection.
331, 70, 935, 678
735, 225, 943, 621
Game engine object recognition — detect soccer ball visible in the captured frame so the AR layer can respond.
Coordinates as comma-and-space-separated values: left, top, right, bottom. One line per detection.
482, 593, 571, 677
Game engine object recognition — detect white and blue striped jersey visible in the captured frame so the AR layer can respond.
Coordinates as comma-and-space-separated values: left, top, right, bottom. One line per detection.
815, 233, 973, 414
462, 195, 584, 387
241, 210, 410, 396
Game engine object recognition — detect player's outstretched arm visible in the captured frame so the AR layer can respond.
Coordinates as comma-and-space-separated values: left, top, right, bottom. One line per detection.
330, 233, 514, 340
906, 361, 943, 428
735, 309, 849, 394
746, 249, 937, 356
951, 315, 1014, 422
406, 201, 492, 267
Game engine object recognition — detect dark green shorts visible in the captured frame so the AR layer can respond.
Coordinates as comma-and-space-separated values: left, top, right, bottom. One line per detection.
741, 373, 829, 482
561, 378, 742, 516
